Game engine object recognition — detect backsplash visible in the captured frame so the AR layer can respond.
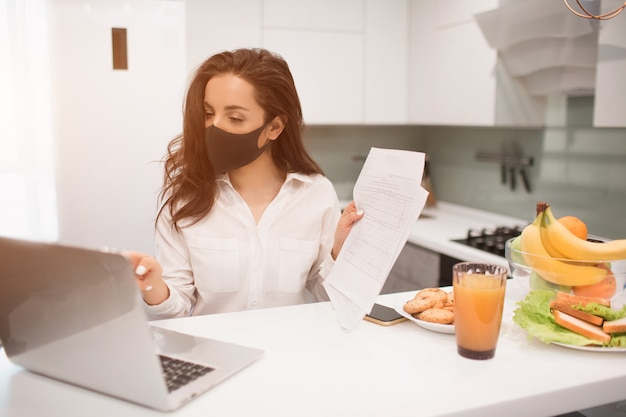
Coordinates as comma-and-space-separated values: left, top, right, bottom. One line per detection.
303, 106, 626, 240
422, 125, 626, 240
302, 125, 426, 200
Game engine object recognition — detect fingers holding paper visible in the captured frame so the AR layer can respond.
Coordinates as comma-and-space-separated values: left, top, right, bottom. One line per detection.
332, 201, 364, 259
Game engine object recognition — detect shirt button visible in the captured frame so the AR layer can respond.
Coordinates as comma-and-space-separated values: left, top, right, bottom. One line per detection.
251, 300, 258, 306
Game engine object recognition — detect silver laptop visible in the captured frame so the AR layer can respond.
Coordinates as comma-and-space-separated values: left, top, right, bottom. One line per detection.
0, 237, 264, 412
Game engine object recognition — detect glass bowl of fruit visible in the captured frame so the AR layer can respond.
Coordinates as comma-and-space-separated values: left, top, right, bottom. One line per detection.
505, 202, 626, 302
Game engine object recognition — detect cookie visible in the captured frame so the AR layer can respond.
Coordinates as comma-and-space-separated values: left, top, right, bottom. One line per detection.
404, 288, 454, 320
418, 308, 455, 325
403, 297, 437, 314
416, 288, 448, 305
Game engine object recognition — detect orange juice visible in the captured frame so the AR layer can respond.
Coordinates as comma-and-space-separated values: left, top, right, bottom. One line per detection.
453, 265, 507, 360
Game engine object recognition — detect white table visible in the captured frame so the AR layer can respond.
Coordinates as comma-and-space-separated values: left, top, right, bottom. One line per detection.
2, 284, 626, 417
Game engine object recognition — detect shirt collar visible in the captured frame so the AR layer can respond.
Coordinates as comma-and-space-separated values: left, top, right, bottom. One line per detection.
285, 172, 313, 184
216, 171, 313, 186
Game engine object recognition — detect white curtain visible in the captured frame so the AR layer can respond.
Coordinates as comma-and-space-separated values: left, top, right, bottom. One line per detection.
0, 0, 57, 241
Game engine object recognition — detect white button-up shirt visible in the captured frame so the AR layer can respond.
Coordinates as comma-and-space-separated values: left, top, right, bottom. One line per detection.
144, 172, 341, 319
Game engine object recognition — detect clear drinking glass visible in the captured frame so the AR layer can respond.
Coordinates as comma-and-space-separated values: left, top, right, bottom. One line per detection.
453, 262, 507, 360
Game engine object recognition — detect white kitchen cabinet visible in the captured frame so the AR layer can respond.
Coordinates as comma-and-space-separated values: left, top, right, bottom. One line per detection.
408, 0, 545, 126
262, 0, 366, 123
185, 0, 262, 72
262, 0, 362, 32
364, 0, 409, 124
186, 0, 548, 126
262, 29, 365, 124
185, 0, 366, 124
593, 18, 626, 127
262, 0, 408, 124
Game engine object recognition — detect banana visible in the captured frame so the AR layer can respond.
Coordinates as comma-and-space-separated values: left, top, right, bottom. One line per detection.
539, 223, 568, 259
532, 203, 567, 259
541, 204, 626, 261
520, 210, 608, 286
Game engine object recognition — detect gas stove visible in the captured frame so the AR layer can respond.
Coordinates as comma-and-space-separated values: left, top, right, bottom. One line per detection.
452, 225, 525, 258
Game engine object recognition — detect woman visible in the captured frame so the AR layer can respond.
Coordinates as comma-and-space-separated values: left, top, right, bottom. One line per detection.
128, 48, 362, 319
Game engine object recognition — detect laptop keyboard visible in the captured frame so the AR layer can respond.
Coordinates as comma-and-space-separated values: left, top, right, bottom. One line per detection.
159, 355, 214, 392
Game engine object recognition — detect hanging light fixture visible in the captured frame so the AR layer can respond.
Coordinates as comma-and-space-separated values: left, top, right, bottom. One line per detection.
562, 0, 626, 19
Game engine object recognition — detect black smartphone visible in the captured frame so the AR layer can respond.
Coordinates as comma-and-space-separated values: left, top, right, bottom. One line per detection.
363, 303, 408, 326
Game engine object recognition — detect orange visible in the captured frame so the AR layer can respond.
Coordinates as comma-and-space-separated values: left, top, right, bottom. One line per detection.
572, 263, 616, 299
558, 215, 588, 240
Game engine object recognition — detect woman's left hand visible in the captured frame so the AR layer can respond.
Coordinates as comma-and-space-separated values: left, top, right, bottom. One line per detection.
331, 201, 364, 259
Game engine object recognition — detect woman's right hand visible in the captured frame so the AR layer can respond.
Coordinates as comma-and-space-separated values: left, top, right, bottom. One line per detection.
123, 251, 170, 305
331, 201, 364, 259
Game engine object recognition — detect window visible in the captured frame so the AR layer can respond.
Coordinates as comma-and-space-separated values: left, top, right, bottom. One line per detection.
0, 0, 58, 241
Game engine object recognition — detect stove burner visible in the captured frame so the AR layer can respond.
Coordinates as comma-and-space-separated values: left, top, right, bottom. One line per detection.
452, 225, 525, 257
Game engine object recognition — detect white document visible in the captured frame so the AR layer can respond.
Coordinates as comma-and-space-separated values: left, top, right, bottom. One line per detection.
323, 147, 429, 331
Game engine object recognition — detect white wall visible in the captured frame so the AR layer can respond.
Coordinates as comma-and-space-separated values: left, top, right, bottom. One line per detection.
48, 0, 187, 254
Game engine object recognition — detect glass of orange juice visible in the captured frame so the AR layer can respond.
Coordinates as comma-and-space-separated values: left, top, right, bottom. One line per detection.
453, 262, 507, 360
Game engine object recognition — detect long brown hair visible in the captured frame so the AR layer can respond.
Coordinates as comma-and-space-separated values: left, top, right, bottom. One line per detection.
157, 48, 323, 230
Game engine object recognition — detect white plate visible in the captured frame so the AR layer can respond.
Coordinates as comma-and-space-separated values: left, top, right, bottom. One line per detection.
394, 301, 455, 334
552, 342, 626, 353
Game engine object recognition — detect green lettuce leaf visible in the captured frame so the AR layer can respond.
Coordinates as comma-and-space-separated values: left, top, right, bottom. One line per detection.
576, 303, 626, 321
512, 290, 604, 346
608, 333, 626, 347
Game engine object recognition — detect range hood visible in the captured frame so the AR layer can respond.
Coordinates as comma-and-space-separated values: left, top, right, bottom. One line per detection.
475, 0, 599, 96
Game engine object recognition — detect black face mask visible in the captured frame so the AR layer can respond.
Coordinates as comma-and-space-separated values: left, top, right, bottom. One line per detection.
205, 124, 271, 173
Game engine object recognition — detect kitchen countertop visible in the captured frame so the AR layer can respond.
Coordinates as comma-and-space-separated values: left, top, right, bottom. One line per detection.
409, 201, 528, 269
3, 286, 625, 417
342, 199, 528, 270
